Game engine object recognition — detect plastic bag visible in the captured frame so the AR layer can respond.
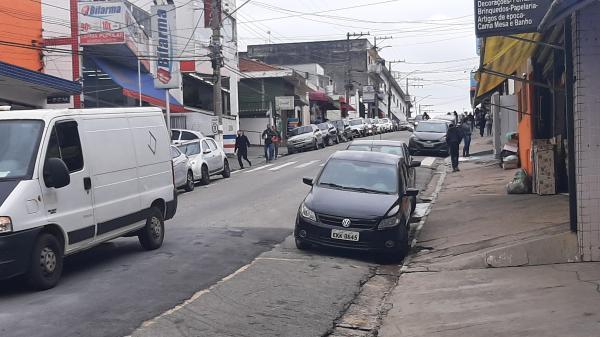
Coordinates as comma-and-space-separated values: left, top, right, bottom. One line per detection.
507, 169, 530, 194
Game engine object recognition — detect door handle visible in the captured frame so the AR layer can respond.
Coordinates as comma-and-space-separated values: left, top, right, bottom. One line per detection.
84, 177, 92, 191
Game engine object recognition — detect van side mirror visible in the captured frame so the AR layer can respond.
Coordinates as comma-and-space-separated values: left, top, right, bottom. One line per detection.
302, 177, 314, 186
203, 149, 211, 154
410, 160, 422, 168
44, 158, 70, 189
405, 188, 419, 197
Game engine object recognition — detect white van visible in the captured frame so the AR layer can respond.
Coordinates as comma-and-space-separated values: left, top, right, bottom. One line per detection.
0, 107, 177, 289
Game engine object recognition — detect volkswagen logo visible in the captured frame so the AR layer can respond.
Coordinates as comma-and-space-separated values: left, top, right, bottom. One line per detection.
342, 219, 352, 228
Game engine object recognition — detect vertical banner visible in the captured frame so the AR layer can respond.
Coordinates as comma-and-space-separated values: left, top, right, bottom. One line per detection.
151, 4, 180, 89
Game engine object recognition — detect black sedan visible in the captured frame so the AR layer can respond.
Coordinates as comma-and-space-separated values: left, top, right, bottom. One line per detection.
318, 122, 339, 146
408, 120, 450, 156
295, 151, 418, 260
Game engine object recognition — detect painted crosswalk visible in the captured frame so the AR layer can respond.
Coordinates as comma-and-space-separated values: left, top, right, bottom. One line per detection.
269, 162, 298, 171
295, 160, 320, 169
245, 164, 274, 173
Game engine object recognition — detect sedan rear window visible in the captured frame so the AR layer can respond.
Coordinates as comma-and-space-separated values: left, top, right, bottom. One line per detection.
416, 122, 447, 133
318, 159, 398, 194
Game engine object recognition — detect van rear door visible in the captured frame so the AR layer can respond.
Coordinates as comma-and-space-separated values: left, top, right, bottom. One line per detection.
41, 119, 95, 251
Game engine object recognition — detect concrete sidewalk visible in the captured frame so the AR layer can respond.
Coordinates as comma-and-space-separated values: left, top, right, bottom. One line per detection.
377, 137, 597, 337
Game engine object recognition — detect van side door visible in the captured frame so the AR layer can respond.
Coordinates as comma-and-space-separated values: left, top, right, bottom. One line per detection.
41, 120, 95, 252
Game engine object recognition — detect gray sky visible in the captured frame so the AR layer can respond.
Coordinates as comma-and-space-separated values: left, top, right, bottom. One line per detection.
236, 0, 478, 114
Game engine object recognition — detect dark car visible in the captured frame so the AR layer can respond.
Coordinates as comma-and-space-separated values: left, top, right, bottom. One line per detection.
346, 140, 420, 212
408, 120, 450, 156
318, 122, 339, 146
331, 120, 354, 142
295, 151, 418, 260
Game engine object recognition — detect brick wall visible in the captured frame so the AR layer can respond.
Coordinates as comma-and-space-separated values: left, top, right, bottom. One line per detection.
573, 3, 600, 261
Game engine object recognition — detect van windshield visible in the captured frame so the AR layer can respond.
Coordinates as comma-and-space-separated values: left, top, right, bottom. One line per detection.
0, 120, 44, 180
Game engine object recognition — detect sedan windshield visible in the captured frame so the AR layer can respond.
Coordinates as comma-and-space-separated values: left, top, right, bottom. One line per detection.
0, 120, 44, 180
416, 122, 447, 133
290, 126, 312, 136
318, 159, 398, 194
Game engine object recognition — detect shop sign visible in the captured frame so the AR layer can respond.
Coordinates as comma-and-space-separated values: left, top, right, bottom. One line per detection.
362, 86, 375, 103
474, 0, 552, 38
151, 5, 180, 89
275, 96, 295, 110
78, 2, 126, 45
47, 96, 70, 104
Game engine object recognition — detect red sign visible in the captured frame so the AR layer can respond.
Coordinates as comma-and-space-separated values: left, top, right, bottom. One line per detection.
80, 32, 125, 45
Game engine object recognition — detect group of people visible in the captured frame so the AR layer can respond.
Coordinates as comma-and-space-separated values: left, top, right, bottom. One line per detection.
475, 108, 493, 137
233, 124, 282, 170
445, 110, 491, 172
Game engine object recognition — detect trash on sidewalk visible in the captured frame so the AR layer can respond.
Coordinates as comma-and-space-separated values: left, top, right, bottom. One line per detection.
507, 168, 531, 194
502, 155, 518, 169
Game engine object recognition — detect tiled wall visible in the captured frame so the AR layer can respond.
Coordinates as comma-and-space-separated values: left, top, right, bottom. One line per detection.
573, 4, 600, 261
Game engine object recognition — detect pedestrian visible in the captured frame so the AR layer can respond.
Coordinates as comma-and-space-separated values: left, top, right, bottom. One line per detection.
486, 113, 493, 136
422, 112, 430, 120
461, 118, 472, 157
446, 122, 463, 172
271, 125, 281, 160
453, 111, 459, 125
262, 124, 275, 162
235, 130, 252, 169
467, 112, 475, 133
479, 112, 486, 137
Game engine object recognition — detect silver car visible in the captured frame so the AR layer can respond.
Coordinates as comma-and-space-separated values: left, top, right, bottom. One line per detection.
171, 145, 195, 192
287, 125, 325, 154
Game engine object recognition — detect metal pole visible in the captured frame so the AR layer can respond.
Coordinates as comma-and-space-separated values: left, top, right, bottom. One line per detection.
345, 32, 350, 119
211, 0, 223, 145
70, 0, 81, 108
564, 17, 577, 233
166, 89, 171, 134
137, 59, 142, 107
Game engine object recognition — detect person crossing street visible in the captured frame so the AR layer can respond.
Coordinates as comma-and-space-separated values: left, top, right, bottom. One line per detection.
262, 124, 276, 162
235, 130, 252, 169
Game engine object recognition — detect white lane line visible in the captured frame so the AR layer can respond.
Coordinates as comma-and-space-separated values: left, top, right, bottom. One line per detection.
319, 164, 325, 167
269, 161, 298, 171
295, 160, 320, 169
420, 157, 436, 168
232, 170, 243, 174
245, 164, 274, 173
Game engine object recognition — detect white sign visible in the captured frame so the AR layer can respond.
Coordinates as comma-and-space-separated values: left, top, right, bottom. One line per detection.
275, 96, 295, 110
78, 2, 126, 45
211, 117, 219, 134
362, 86, 376, 103
151, 5, 180, 89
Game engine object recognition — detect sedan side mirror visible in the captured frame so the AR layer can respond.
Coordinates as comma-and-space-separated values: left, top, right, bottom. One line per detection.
44, 158, 70, 189
302, 177, 314, 186
410, 160, 422, 168
405, 188, 419, 197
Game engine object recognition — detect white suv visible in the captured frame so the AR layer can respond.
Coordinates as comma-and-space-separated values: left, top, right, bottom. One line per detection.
177, 137, 230, 185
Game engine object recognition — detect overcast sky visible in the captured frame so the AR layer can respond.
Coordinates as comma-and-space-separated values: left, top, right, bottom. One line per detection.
236, 0, 478, 114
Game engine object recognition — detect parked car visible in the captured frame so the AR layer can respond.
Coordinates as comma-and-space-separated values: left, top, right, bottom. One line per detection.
399, 120, 412, 131
380, 118, 393, 132
346, 140, 420, 212
408, 120, 450, 156
178, 137, 230, 185
331, 120, 354, 142
171, 129, 204, 145
0, 107, 177, 289
348, 118, 367, 137
365, 118, 377, 136
295, 151, 418, 261
411, 115, 424, 128
287, 125, 325, 153
372, 119, 383, 134
318, 122, 339, 146
171, 145, 195, 192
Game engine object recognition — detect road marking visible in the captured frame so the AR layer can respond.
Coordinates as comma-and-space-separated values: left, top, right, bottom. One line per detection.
245, 164, 274, 173
269, 161, 298, 171
295, 160, 320, 168
420, 157, 436, 168
319, 164, 325, 167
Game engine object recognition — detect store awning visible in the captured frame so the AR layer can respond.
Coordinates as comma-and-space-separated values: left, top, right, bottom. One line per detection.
92, 57, 185, 112
539, 0, 598, 30
0, 60, 81, 96
476, 33, 540, 98
309, 91, 331, 102
339, 97, 356, 111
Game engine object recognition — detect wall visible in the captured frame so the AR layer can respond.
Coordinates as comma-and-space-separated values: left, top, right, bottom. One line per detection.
573, 4, 600, 261
515, 60, 535, 175
0, 1, 43, 71
240, 117, 270, 145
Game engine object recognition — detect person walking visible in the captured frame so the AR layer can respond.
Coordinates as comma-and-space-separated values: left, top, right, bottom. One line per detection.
461, 118, 472, 157
453, 111, 459, 125
271, 125, 281, 160
234, 130, 252, 169
422, 112, 430, 120
479, 112, 486, 137
446, 123, 463, 172
262, 124, 275, 162
486, 112, 493, 136
467, 112, 475, 133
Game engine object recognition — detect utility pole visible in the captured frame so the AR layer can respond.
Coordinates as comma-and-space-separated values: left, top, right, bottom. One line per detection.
374, 36, 393, 51
345, 32, 369, 118
211, 0, 223, 141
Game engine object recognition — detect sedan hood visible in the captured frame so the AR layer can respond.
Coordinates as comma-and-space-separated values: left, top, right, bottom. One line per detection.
413, 131, 445, 141
305, 186, 397, 219
289, 134, 313, 142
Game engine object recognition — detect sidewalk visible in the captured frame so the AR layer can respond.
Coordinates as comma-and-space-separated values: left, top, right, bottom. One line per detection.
378, 136, 598, 337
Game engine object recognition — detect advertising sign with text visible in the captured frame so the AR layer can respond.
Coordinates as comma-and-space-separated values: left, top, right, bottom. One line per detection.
78, 2, 126, 45
474, 0, 551, 38
151, 5, 180, 89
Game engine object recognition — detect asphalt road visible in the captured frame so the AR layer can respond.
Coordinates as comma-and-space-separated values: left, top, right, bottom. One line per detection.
0, 131, 434, 337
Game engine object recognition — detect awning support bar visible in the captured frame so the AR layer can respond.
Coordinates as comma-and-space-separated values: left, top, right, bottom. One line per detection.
479, 68, 563, 91
505, 34, 564, 51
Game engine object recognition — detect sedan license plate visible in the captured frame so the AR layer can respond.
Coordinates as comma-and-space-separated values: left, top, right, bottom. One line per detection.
424, 143, 434, 148
331, 229, 359, 242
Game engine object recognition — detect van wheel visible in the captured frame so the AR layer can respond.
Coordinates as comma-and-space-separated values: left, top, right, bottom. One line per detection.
138, 208, 165, 250
200, 165, 210, 185
184, 170, 195, 192
26, 233, 63, 290
222, 159, 231, 178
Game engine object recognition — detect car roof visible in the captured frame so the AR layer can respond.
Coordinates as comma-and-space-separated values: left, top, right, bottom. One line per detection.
330, 150, 400, 165
348, 140, 407, 147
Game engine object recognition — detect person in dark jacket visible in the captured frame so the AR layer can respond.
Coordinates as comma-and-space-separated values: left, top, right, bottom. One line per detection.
478, 112, 486, 137
461, 117, 472, 157
235, 130, 252, 169
262, 124, 275, 162
446, 123, 463, 172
